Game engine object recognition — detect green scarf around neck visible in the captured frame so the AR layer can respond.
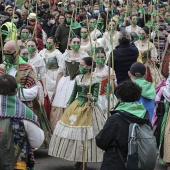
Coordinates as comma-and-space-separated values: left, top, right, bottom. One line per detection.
115, 102, 146, 118
134, 78, 156, 100
4, 57, 27, 74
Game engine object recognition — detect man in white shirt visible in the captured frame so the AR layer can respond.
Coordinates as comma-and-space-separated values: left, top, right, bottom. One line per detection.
0, 40, 38, 109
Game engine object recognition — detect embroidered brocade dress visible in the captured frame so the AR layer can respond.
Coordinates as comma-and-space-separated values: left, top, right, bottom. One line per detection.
135, 41, 163, 87
50, 50, 89, 130
39, 49, 62, 100
97, 31, 120, 60
28, 54, 52, 148
49, 74, 106, 162
80, 40, 95, 56
94, 65, 117, 113
162, 35, 170, 78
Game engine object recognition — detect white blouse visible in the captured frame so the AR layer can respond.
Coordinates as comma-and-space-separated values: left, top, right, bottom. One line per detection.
28, 53, 46, 79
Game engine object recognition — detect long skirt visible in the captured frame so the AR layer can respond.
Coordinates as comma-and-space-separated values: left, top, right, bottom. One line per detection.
146, 62, 163, 87
50, 107, 65, 131
161, 46, 170, 79
46, 69, 59, 101
52, 76, 75, 108
50, 76, 75, 130
98, 94, 117, 114
48, 100, 106, 162
33, 99, 53, 148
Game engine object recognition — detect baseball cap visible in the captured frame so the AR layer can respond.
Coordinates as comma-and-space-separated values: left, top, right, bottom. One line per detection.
5, 5, 13, 11
130, 62, 146, 77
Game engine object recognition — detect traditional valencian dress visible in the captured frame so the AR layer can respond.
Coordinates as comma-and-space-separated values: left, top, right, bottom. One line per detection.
49, 74, 106, 162
39, 48, 62, 100
94, 65, 117, 113
161, 35, 170, 78
50, 50, 89, 130
135, 41, 163, 87
90, 28, 102, 41
97, 31, 120, 59
28, 53, 52, 148
80, 40, 95, 56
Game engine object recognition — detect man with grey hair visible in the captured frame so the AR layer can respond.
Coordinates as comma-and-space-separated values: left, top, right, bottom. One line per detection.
109, 31, 139, 84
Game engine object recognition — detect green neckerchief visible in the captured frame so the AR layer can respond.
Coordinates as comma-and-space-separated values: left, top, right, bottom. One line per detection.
66, 21, 82, 29
3, 57, 27, 74
115, 102, 146, 118
134, 78, 156, 100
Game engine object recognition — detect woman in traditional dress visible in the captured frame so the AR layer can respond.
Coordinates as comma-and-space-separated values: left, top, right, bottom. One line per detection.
50, 36, 89, 130
94, 47, 117, 113
89, 18, 102, 41
49, 57, 106, 169
39, 36, 62, 100
125, 14, 141, 35
19, 46, 29, 62
97, 20, 120, 59
27, 38, 52, 148
161, 34, 170, 79
27, 38, 47, 102
18, 25, 32, 47
80, 27, 95, 56
134, 26, 163, 87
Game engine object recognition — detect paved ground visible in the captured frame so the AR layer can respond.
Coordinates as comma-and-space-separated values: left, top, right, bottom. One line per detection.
34, 149, 168, 170
34, 149, 100, 170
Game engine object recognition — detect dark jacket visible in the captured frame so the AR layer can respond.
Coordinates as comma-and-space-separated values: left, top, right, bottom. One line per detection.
96, 111, 150, 170
110, 43, 138, 84
42, 23, 54, 38
55, 21, 81, 53
51, 24, 58, 37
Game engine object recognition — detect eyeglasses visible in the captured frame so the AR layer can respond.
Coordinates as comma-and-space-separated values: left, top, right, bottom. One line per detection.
72, 41, 80, 44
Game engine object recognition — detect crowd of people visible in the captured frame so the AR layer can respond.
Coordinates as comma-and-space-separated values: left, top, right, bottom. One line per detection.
0, 0, 170, 169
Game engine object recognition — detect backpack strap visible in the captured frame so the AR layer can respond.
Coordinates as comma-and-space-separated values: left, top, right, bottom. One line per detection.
114, 111, 131, 169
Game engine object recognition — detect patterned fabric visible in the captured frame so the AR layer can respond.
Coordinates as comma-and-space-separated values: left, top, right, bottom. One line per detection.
49, 105, 106, 162
154, 20, 170, 58
152, 80, 166, 126
0, 63, 37, 109
159, 102, 169, 161
67, 74, 100, 106
0, 95, 38, 125
163, 105, 170, 163
0, 63, 36, 89
32, 99, 52, 149
11, 119, 35, 168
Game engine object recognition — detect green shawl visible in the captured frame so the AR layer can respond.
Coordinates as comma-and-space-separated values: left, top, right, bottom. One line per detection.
115, 102, 146, 118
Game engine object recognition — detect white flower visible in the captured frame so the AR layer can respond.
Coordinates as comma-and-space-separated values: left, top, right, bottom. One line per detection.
69, 115, 77, 125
